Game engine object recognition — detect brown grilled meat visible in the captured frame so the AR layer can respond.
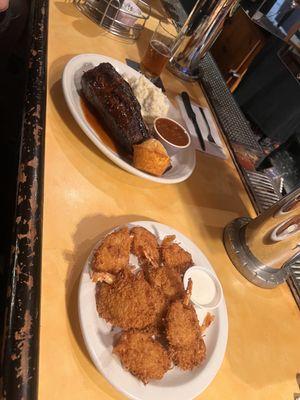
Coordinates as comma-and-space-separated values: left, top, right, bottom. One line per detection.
81, 63, 150, 154
96, 270, 165, 330
113, 331, 171, 384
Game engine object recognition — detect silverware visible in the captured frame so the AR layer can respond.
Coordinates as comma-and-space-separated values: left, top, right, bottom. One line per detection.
199, 107, 215, 144
181, 91, 205, 151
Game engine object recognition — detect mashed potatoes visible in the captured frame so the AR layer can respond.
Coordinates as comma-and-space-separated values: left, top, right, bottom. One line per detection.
124, 74, 170, 124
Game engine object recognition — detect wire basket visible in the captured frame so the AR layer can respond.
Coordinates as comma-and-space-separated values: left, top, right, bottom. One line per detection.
75, 0, 151, 40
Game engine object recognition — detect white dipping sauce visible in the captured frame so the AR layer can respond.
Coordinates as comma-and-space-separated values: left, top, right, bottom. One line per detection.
190, 269, 216, 305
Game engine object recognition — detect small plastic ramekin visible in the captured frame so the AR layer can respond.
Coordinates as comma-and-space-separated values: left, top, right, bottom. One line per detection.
183, 266, 223, 310
154, 117, 191, 157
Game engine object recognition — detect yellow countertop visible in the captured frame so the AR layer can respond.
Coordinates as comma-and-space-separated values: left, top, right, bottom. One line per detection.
40, 1, 300, 399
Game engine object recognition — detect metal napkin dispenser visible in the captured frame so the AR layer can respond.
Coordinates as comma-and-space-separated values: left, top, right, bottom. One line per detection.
168, 0, 237, 81
224, 187, 300, 288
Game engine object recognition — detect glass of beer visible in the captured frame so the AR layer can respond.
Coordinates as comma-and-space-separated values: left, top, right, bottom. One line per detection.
140, 20, 176, 79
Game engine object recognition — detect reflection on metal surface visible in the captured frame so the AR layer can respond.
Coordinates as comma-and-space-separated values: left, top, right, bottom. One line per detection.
224, 187, 300, 288
168, 0, 238, 80
288, 259, 300, 309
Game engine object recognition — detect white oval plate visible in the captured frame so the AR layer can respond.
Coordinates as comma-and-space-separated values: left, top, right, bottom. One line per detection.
78, 221, 228, 400
62, 54, 196, 184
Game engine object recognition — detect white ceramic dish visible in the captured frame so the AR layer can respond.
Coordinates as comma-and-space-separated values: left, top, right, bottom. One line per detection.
62, 54, 196, 184
78, 221, 228, 400
184, 266, 224, 310
154, 117, 191, 156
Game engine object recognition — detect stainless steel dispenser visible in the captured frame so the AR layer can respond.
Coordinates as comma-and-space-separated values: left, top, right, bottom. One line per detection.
168, 0, 237, 81
224, 187, 300, 288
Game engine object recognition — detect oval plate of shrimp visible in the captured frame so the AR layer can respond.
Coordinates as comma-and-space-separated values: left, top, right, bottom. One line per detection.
78, 221, 228, 400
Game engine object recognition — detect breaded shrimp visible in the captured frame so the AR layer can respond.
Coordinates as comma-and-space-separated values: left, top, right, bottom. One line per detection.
113, 330, 171, 384
166, 299, 200, 348
166, 280, 207, 370
169, 337, 206, 370
96, 270, 165, 330
146, 266, 184, 302
92, 227, 132, 277
161, 236, 193, 274
131, 226, 160, 267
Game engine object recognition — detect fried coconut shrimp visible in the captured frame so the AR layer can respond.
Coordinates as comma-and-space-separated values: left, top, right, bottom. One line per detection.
96, 270, 165, 330
131, 226, 160, 267
92, 227, 132, 281
170, 338, 206, 370
113, 331, 171, 384
161, 235, 193, 274
147, 266, 184, 303
166, 280, 206, 370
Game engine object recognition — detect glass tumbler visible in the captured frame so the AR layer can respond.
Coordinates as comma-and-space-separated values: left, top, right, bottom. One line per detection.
140, 20, 176, 79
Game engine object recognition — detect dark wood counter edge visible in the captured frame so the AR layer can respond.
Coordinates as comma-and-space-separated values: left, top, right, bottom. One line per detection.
0, 0, 48, 399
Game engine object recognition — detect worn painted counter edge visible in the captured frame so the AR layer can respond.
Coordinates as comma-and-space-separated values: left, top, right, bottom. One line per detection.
0, 0, 48, 399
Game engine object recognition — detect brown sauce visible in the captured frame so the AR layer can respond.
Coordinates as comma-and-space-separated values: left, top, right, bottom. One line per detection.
155, 118, 189, 146
80, 97, 121, 155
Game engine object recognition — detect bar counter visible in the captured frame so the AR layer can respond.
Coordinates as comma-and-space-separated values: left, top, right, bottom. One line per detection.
29, 1, 300, 399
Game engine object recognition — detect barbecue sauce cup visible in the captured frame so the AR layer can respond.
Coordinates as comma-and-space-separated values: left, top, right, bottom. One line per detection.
154, 117, 191, 156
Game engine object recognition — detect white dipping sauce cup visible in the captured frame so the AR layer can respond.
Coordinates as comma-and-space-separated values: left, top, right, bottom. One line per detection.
183, 266, 223, 310
154, 117, 191, 157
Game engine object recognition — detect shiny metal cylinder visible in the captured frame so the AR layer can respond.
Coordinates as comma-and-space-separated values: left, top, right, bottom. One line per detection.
245, 188, 300, 270
224, 187, 300, 288
168, 0, 237, 80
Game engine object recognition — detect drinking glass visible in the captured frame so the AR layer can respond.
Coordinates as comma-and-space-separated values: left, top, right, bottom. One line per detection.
140, 20, 177, 79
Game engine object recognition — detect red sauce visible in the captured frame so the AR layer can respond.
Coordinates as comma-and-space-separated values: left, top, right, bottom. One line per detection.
155, 118, 189, 146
